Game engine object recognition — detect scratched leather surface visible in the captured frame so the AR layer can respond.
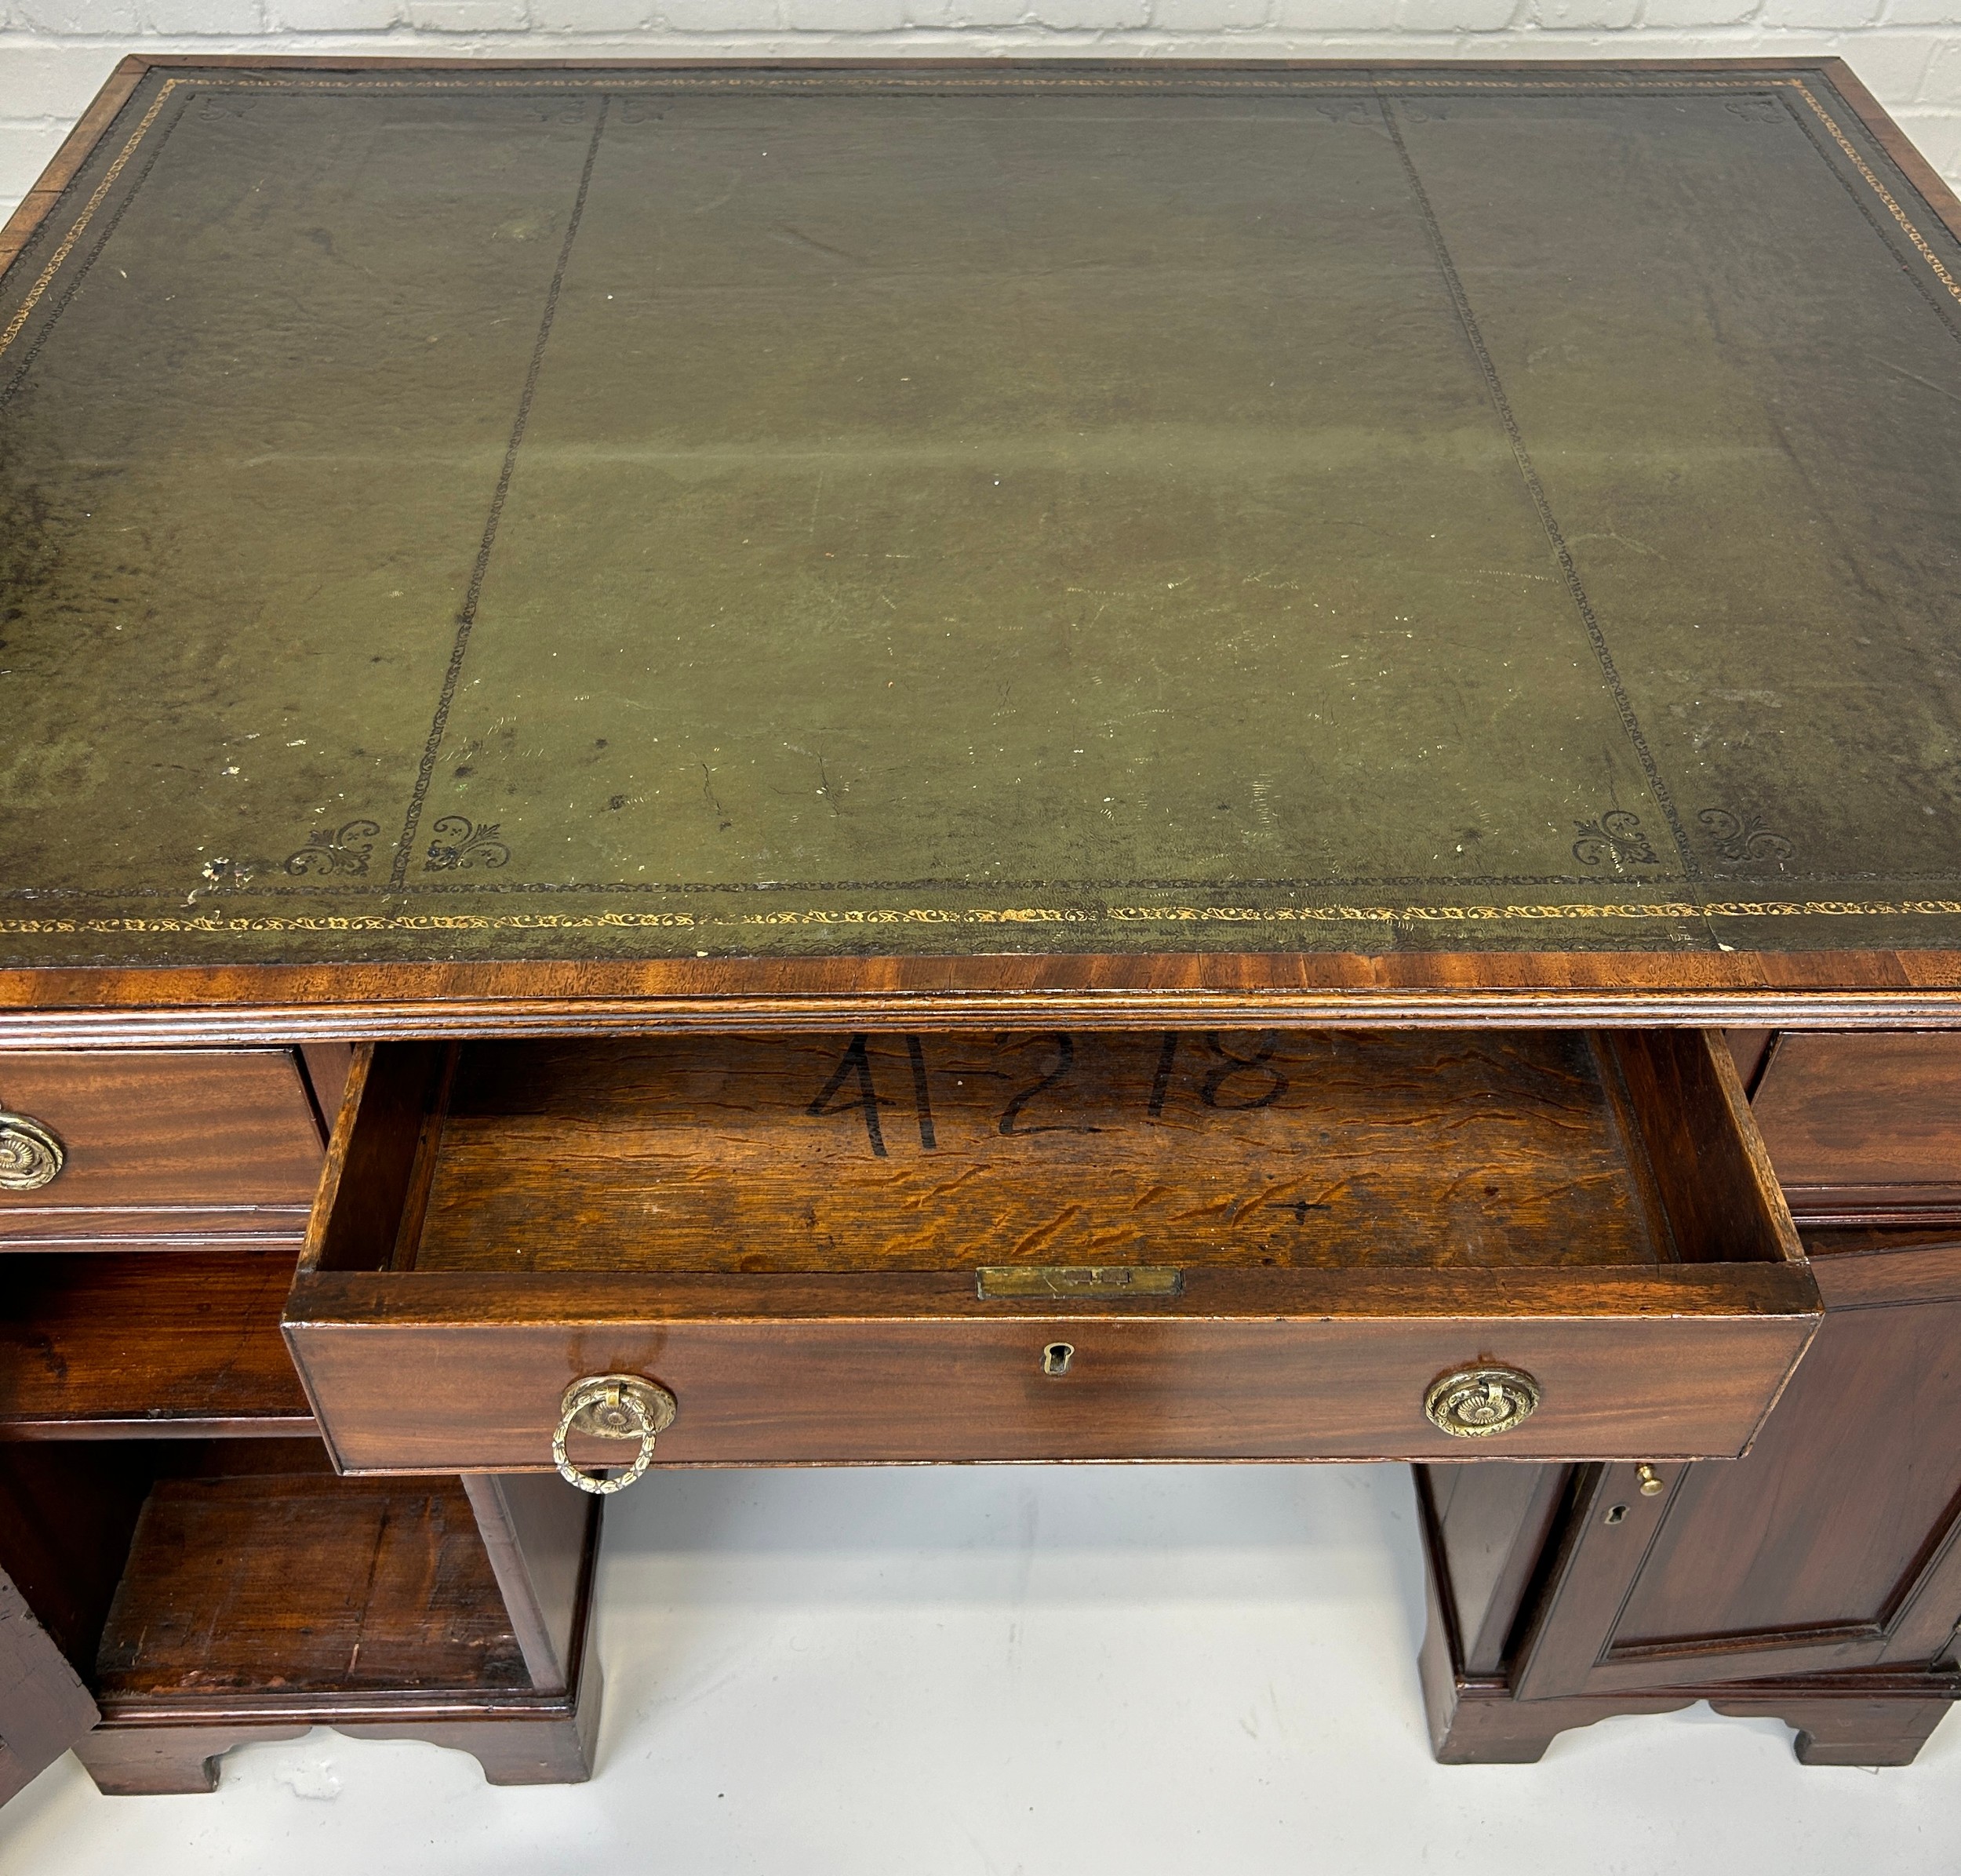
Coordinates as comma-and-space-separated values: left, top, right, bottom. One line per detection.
2, 67, 1959, 965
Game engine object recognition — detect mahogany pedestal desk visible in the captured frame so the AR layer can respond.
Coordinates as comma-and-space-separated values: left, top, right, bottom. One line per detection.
5, 55, 1961, 1800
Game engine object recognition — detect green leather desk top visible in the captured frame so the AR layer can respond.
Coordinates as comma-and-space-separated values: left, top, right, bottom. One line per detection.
3, 60, 1961, 998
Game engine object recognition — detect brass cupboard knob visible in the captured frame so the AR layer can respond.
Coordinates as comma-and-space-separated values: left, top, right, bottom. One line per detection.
551, 1373, 677, 1496
1424, 1365, 1541, 1438
0, 1111, 64, 1191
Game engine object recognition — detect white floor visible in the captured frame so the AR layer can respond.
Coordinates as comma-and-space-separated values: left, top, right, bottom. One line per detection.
2, 1463, 1956, 1874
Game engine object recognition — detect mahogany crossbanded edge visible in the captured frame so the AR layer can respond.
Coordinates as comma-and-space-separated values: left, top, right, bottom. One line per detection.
0, 54, 145, 276
1826, 58, 1961, 242
5, 950, 1961, 1043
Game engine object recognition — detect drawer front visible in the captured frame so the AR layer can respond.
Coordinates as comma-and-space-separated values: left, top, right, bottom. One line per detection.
287, 1298, 1814, 1472
0, 1051, 325, 1247
1750, 1034, 1961, 1222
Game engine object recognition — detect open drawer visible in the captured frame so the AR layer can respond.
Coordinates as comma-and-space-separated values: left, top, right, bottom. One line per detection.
286, 1031, 1820, 1473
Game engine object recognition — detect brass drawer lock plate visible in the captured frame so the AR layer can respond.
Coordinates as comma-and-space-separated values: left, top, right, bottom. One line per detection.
977, 1265, 1183, 1300
1424, 1365, 1541, 1438
0, 1110, 65, 1191
552, 1374, 677, 1496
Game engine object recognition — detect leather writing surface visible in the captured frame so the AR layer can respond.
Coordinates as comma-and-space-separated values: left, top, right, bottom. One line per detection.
3, 67, 1959, 968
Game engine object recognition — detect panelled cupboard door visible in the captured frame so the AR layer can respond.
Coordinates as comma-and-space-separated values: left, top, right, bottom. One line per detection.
1514, 1231, 1961, 1700
0, 1563, 99, 1805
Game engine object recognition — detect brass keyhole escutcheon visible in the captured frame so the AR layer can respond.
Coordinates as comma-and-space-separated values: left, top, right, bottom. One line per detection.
0, 1111, 64, 1192
1424, 1365, 1541, 1439
1042, 1341, 1075, 1376
552, 1374, 677, 1496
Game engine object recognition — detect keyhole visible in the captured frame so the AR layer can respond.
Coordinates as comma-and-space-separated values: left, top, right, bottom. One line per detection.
1042, 1341, 1074, 1376
1604, 1503, 1628, 1525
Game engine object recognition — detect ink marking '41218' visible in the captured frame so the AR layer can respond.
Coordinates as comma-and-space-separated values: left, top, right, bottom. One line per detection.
802, 1031, 1297, 1156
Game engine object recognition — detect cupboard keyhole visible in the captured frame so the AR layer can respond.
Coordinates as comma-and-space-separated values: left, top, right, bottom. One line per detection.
1604, 1503, 1628, 1525
1042, 1342, 1074, 1376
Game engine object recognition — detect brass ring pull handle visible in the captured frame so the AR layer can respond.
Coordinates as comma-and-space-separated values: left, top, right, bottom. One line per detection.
1424, 1365, 1541, 1438
0, 1111, 65, 1192
551, 1374, 677, 1496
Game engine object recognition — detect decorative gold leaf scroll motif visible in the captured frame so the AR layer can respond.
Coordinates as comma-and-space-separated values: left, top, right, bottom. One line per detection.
1700, 809, 1795, 867
283, 820, 381, 878
423, 817, 510, 871
1571, 811, 1657, 869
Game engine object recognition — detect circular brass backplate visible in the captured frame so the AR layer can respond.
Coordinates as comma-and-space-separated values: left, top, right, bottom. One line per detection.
1424, 1365, 1541, 1439
552, 1374, 679, 1496
566, 1374, 677, 1441
0, 1112, 65, 1192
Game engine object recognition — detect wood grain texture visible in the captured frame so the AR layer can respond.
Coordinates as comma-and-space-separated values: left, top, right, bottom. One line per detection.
290, 1260, 1820, 1325
75, 1648, 599, 1794
1821, 56, 1961, 244
1601, 1029, 1802, 1269
9, 56, 1959, 1781
289, 1029, 1815, 1469
5, 952, 1961, 1045
0, 55, 146, 278
1420, 1560, 1961, 1765
75, 1721, 308, 1795
1751, 1033, 1961, 1223
1416, 1491, 1961, 1765
0, 1443, 151, 1676
461, 1474, 595, 1694
95, 1473, 531, 1700
52, 1447, 605, 1796
1724, 1028, 1776, 1096
1417, 1461, 1569, 1676
0, 1248, 315, 1438
311, 1042, 450, 1278
1707, 1691, 1959, 1767
287, 1311, 1814, 1471
1803, 1227, 1961, 1307
1514, 1226, 1961, 1699
416, 1031, 1672, 1276
0, 1051, 323, 1247
298, 1043, 355, 1147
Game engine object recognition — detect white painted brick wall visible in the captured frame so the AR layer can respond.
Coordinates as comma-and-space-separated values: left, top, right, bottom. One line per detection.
2, 2, 1960, 219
